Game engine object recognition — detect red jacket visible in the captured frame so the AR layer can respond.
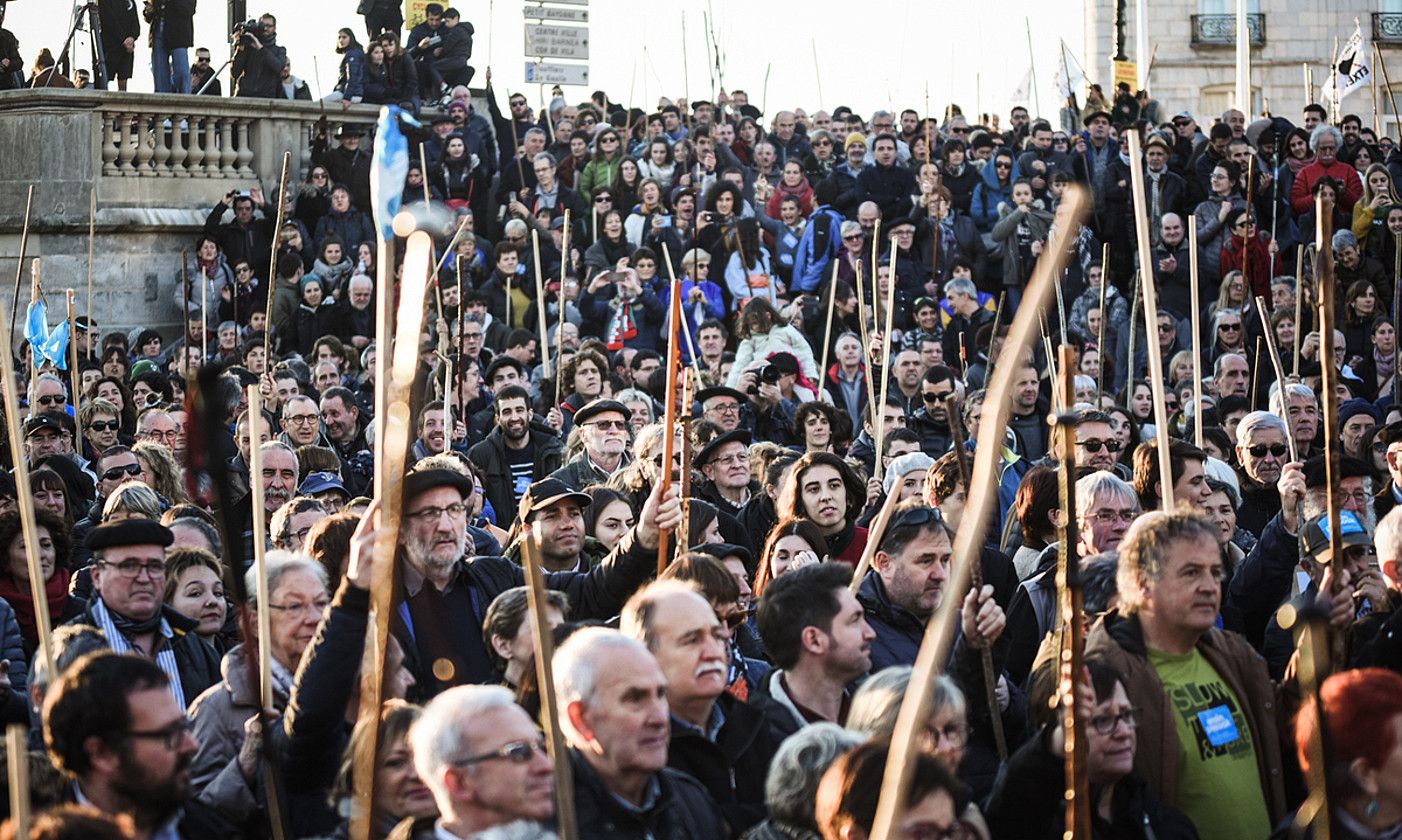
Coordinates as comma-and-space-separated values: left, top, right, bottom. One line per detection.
1289, 159, 1363, 214
1219, 232, 1280, 298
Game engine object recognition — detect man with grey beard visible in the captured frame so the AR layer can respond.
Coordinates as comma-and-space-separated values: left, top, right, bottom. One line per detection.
389, 463, 678, 697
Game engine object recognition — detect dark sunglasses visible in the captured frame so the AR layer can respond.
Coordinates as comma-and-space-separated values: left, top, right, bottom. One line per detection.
1247, 443, 1288, 458
89, 419, 120, 432
1077, 438, 1122, 454
102, 463, 143, 481
922, 391, 954, 404
1219, 323, 1242, 332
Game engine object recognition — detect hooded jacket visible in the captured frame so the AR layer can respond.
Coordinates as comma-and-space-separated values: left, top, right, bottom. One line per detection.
970, 151, 1021, 231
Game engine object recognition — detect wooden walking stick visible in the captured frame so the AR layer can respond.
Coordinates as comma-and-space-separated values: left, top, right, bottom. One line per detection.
658, 245, 684, 575
1251, 334, 1264, 409
0, 294, 55, 680
9, 185, 33, 340
869, 218, 882, 320
985, 291, 1006, 384
263, 151, 292, 356
1280, 598, 1335, 840
945, 394, 1008, 762
1255, 296, 1299, 462
350, 226, 432, 840
1314, 193, 1348, 669
6, 724, 29, 840
1095, 257, 1108, 404
817, 261, 840, 401
519, 535, 580, 840
419, 143, 432, 206
1294, 246, 1306, 377
66, 291, 79, 419
847, 478, 906, 595
677, 368, 694, 558
867, 186, 1088, 840
852, 262, 879, 421
531, 230, 553, 382
1050, 345, 1091, 840
1126, 132, 1175, 510
874, 248, 898, 466
554, 209, 572, 405
1190, 219, 1204, 448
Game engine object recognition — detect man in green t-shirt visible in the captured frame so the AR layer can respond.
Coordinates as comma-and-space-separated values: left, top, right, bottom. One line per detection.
1086, 507, 1355, 839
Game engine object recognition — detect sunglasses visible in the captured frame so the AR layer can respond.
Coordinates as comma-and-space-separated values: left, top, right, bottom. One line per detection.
1247, 443, 1288, 458
843, 234, 863, 242
102, 463, 144, 482
1077, 438, 1122, 454
1219, 323, 1242, 332
89, 419, 120, 432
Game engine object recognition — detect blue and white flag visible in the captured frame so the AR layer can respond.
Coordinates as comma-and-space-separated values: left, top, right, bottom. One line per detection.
371, 105, 411, 242
23, 300, 68, 370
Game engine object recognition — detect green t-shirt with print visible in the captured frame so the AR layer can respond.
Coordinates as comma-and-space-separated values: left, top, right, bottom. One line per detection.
1147, 646, 1271, 840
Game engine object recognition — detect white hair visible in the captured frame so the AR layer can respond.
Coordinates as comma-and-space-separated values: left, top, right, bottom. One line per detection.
243, 550, 326, 607
1376, 506, 1402, 577
410, 685, 523, 802
1235, 410, 1288, 447
1076, 470, 1138, 516
552, 628, 651, 746
1203, 456, 1240, 500
763, 723, 863, 824
1269, 381, 1316, 415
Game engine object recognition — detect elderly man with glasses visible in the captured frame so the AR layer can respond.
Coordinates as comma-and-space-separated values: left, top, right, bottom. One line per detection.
695, 430, 759, 519
1234, 411, 1290, 539
549, 398, 632, 490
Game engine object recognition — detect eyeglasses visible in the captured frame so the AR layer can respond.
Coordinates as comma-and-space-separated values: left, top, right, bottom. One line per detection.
706, 401, 741, 415
236, 266, 253, 274
1089, 508, 1138, 524
1218, 323, 1241, 332
141, 429, 178, 443
585, 419, 630, 431
311, 171, 328, 179
950, 127, 969, 134
98, 558, 166, 578
843, 234, 864, 242
1247, 443, 1288, 458
1076, 438, 1122, 453
102, 463, 144, 482
268, 598, 331, 617
455, 738, 549, 767
599, 137, 618, 145
37, 394, 66, 406
594, 195, 612, 203
1088, 707, 1139, 735
922, 721, 969, 747
127, 718, 195, 750
406, 502, 468, 523
285, 413, 320, 426
710, 451, 750, 467
89, 419, 120, 432
509, 99, 527, 108
814, 139, 833, 146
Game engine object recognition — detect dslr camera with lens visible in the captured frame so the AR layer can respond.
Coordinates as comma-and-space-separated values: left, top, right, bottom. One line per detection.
233, 18, 265, 47
745, 363, 782, 396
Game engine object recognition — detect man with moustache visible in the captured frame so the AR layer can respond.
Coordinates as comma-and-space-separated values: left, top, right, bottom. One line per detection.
553, 628, 727, 839
1234, 412, 1290, 539
67, 520, 221, 710
468, 385, 564, 526
550, 398, 632, 490
621, 581, 794, 835
392, 462, 676, 694
44, 653, 232, 839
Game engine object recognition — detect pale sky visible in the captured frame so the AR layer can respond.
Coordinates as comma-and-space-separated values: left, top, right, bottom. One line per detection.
9, 1, 1087, 124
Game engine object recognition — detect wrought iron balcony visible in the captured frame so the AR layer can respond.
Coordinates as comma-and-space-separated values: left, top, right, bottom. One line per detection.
1190, 14, 1266, 47
1375, 13, 1402, 44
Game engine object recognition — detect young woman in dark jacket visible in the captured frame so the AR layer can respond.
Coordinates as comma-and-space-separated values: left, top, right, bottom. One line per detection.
288, 275, 340, 358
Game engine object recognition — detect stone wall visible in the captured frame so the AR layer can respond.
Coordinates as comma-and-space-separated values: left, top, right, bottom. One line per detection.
0, 89, 386, 338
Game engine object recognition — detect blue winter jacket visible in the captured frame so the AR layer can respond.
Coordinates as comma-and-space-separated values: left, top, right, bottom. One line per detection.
791, 204, 844, 293
970, 151, 1021, 232
335, 45, 365, 101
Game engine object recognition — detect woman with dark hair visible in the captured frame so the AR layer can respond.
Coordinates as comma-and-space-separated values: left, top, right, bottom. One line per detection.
611, 157, 643, 212
776, 451, 868, 564
581, 209, 631, 276
317, 701, 434, 840
1201, 425, 1237, 467
583, 486, 635, 551
102, 346, 132, 381
722, 217, 776, 312
1121, 379, 1154, 426
1011, 465, 1060, 579
636, 137, 675, 191
577, 127, 624, 200
697, 180, 746, 268
0, 509, 80, 657
29, 467, 73, 531
329, 28, 365, 106
296, 165, 333, 238
1218, 207, 1280, 299
1274, 126, 1314, 201
1352, 316, 1397, 402
753, 516, 828, 596
91, 375, 137, 436
1193, 158, 1246, 287
429, 134, 488, 213
359, 40, 391, 105
288, 274, 339, 359
180, 235, 235, 334
732, 117, 759, 166
312, 235, 355, 301
556, 348, 608, 433
1341, 281, 1382, 364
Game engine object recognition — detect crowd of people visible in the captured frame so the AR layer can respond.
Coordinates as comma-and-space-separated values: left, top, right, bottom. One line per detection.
3, 5, 1402, 840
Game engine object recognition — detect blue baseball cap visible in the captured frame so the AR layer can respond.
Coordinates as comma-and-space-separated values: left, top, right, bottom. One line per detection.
299, 471, 349, 498
1303, 510, 1372, 561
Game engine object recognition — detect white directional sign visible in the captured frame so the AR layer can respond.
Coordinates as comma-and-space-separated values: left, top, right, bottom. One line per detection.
524, 4, 588, 23
524, 23, 589, 60
525, 61, 590, 86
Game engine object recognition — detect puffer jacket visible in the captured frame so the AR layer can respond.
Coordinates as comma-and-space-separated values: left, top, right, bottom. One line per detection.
726, 324, 819, 387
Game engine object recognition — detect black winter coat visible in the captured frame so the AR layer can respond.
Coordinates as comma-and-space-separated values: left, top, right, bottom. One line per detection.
146, 0, 196, 48
231, 37, 285, 98
314, 208, 376, 252
68, 601, 222, 708
466, 423, 565, 527
571, 749, 726, 840
288, 301, 339, 358
857, 162, 916, 221
667, 693, 799, 837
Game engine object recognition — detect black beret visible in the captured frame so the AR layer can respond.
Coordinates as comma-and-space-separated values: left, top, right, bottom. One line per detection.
694, 542, 753, 568
86, 519, 174, 552
694, 386, 748, 405
1302, 455, 1372, 489
572, 398, 630, 428
403, 468, 474, 500
693, 429, 751, 469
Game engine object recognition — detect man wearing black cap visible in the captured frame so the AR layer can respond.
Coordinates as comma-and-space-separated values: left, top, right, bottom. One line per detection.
1071, 110, 1119, 224
549, 398, 632, 490
469, 385, 564, 525
507, 477, 603, 573
312, 124, 373, 216
70, 520, 221, 709
696, 386, 747, 434
696, 430, 758, 519
391, 463, 678, 694
23, 412, 67, 466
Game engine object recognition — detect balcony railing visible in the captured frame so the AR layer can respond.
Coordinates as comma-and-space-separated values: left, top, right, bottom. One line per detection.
1190, 14, 1266, 47
1375, 12, 1402, 44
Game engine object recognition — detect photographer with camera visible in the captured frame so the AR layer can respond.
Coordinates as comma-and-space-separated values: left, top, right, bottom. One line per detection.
231, 12, 285, 98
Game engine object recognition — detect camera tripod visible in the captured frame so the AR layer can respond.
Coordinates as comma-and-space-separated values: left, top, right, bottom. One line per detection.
53, 0, 108, 89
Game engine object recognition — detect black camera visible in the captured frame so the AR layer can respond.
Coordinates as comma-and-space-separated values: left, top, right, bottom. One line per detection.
745, 363, 782, 396
233, 18, 264, 46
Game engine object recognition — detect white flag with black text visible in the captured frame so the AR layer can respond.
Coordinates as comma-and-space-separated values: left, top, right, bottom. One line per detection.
1332, 23, 1372, 105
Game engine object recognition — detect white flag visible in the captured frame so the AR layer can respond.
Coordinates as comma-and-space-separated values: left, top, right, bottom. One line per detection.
1010, 67, 1033, 104
1054, 41, 1085, 100
1332, 23, 1372, 105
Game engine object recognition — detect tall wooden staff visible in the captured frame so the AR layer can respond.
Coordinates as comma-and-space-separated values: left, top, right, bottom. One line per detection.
1126, 132, 1176, 510
1314, 193, 1347, 668
874, 242, 898, 466
1095, 254, 1108, 403
985, 292, 1006, 384
554, 209, 572, 406
1294, 246, 1306, 377
531, 230, 553, 382
419, 144, 432, 206
1280, 600, 1335, 840
852, 262, 879, 421
658, 243, 684, 574
350, 224, 432, 840
677, 368, 694, 557
867, 187, 1088, 840
869, 219, 882, 322
1394, 233, 1401, 405
945, 394, 1008, 761
28, 260, 40, 389
1051, 345, 1090, 840
519, 536, 579, 840
1190, 219, 1204, 448
846, 479, 905, 594
1255, 296, 1299, 461
66, 291, 79, 419
817, 261, 840, 400
0, 294, 54, 680
262, 152, 292, 356
9, 185, 33, 340
6, 724, 29, 840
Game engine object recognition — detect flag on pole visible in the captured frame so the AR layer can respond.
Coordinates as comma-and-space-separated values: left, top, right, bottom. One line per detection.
370, 105, 411, 242
1054, 40, 1086, 100
1010, 67, 1033, 104
1332, 22, 1372, 106
23, 300, 69, 370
